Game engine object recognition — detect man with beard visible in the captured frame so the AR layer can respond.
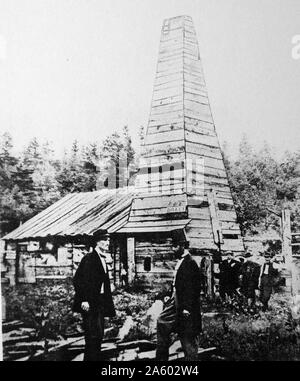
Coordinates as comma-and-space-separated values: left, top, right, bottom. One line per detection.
73, 239, 115, 361
156, 241, 202, 361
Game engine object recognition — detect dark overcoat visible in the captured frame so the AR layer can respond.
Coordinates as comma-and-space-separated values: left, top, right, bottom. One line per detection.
260, 263, 279, 301
240, 260, 261, 298
72, 250, 115, 317
219, 259, 240, 291
174, 254, 202, 335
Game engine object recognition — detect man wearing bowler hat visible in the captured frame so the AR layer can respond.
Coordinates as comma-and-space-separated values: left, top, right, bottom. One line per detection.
73, 239, 115, 361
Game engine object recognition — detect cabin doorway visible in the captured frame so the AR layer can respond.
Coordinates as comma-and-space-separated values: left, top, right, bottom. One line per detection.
112, 234, 128, 287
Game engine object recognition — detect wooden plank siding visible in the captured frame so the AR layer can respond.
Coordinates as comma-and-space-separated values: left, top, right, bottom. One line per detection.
134, 234, 176, 288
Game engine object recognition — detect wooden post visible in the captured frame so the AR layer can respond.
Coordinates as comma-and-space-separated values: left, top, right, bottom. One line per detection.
127, 237, 136, 284
207, 190, 223, 298
207, 190, 224, 246
207, 256, 213, 298
282, 209, 297, 296
5, 247, 17, 286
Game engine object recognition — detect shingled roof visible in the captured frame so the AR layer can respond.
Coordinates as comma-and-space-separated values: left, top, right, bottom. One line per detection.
3, 188, 135, 241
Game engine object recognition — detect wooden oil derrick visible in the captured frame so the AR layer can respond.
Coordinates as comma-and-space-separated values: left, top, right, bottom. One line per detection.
117, 16, 244, 287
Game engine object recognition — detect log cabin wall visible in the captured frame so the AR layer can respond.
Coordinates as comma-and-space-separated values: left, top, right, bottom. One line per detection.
134, 233, 177, 290
133, 233, 215, 291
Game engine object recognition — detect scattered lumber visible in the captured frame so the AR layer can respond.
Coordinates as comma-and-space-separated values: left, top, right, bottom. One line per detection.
2, 320, 218, 362
137, 350, 156, 360
169, 340, 182, 354
3, 335, 36, 346
198, 347, 217, 357
72, 353, 84, 361
2, 320, 24, 333
117, 348, 139, 361
116, 339, 156, 352
15, 350, 44, 362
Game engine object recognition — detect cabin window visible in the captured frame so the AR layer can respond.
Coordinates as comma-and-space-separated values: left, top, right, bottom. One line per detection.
218, 203, 234, 211
195, 201, 209, 208
144, 257, 152, 272
223, 234, 239, 240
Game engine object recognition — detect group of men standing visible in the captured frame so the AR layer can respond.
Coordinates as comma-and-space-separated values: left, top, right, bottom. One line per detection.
72, 240, 279, 361
218, 251, 279, 311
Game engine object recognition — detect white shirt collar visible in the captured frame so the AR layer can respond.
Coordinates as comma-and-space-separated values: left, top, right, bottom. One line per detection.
181, 251, 189, 259
95, 247, 106, 258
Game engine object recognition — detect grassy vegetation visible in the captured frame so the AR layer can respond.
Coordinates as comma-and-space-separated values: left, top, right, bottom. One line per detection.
3, 282, 300, 360
200, 293, 300, 361
3, 279, 81, 341
3, 281, 155, 342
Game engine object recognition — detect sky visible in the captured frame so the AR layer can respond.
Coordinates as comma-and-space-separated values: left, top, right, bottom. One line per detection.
0, 0, 300, 158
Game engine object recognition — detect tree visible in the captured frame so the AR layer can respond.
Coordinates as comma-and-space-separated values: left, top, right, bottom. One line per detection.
56, 140, 101, 194
0, 136, 62, 236
98, 126, 136, 189
275, 150, 300, 202
0, 132, 18, 191
0, 133, 22, 235
225, 137, 300, 235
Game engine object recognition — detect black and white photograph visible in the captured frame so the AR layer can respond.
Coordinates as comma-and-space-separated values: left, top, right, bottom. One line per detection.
0, 0, 300, 364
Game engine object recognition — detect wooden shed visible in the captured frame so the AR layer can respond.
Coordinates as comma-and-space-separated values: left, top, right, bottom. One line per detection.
1, 188, 135, 286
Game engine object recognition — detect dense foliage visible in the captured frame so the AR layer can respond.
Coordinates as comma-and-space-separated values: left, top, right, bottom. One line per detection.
4, 280, 81, 341
200, 294, 300, 360
223, 136, 300, 235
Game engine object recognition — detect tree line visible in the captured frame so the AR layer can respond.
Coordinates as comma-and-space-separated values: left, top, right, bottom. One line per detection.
223, 136, 299, 235
0, 127, 135, 236
0, 129, 299, 237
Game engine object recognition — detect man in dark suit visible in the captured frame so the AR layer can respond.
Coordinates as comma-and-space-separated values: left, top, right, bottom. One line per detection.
258, 253, 279, 311
156, 241, 202, 361
219, 251, 240, 300
73, 239, 115, 361
239, 252, 261, 309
